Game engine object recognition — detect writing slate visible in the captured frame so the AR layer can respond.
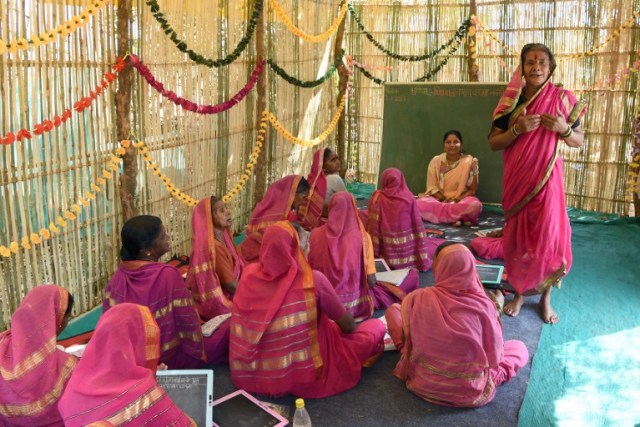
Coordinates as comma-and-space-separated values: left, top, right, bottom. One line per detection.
380, 82, 506, 204
156, 369, 213, 427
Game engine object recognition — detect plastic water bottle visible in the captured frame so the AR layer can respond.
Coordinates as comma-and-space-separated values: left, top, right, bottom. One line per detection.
292, 398, 312, 427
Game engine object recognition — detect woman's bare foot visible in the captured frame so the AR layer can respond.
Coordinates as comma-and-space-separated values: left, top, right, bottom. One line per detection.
539, 287, 559, 324
453, 220, 462, 227
503, 294, 525, 317
463, 221, 473, 227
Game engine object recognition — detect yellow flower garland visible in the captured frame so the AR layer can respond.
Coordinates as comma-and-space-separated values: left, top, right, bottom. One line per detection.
0, 0, 109, 55
268, 94, 347, 147
0, 146, 121, 258
625, 152, 640, 203
270, 0, 347, 43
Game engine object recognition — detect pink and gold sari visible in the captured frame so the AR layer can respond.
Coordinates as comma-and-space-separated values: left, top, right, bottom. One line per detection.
367, 168, 434, 271
230, 221, 383, 398
297, 147, 328, 230
0, 285, 76, 426
58, 303, 195, 426
391, 244, 528, 408
186, 197, 245, 320
238, 175, 302, 263
493, 67, 586, 294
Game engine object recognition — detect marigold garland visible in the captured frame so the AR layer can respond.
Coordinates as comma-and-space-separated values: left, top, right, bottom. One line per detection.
268, 95, 347, 147
626, 114, 640, 204
145, 0, 263, 67
0, 0, 109, 55
0, 149, 122, 258
1, 57, 127, 145
270, 0, 347, 43
267, 49, 345, 88
129, 54, 265, 114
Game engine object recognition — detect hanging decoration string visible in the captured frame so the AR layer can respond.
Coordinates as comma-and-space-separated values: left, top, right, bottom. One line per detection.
1, 56, 127, 145
348, 4, 471, 62
145, 0, 263, 67
345, 54, 412, 73
129, 54, 265, 114
0, 0, 109, 55
626, 113, 640, 205
0, 150, 123, 258
268, 94, 347, 147
270, 0, 347, 43
267, 49, 345, 88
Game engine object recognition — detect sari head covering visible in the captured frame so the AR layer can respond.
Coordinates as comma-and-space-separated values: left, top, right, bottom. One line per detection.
367, 168, 432, 271
186, 196, 245, 320
297, 147, 328, 229
230, 221, 323, 396
58, 303, 195, 426
0, 285, 76, 426
491, 43, 586, 294
308, 192, 374, 321
394, 244, 503, 408
238, 175, 303, 263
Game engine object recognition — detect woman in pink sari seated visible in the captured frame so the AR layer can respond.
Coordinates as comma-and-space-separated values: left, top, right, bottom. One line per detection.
230, 221, 385, 398
308, 192, 419, 315
297, 147, 347, 229
103, 215, 228, 368
366, 168, 436, 272
238, 175, 310, 263
470, 229, 504, 260
186, 196, 245, 320
0, 285, 76, 426
385, 243, 528, 408
416, 130, 483, 226
58, 303, 195, 426
489, 43, 586, 323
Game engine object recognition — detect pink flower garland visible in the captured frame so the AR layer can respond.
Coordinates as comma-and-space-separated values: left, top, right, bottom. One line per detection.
129, 54, 265, 114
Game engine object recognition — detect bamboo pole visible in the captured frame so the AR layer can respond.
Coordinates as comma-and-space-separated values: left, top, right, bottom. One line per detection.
468, 0, 479, 82
335, 0, 348, 175
252, 2, 268, 207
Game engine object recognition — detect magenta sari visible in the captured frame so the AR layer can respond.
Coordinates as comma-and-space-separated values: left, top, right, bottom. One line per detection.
297, 147, 328, 230
493, 68, 586, 294
470, 236, 504, 260
238, 175, 302, 263
186, 197, 245, 320
103, 261, 229, 368
0, 285, 76, 426
230, 221, 384, 398
390, 244, 528, 408
58, 304, 195, 426
367, 168, 434, 271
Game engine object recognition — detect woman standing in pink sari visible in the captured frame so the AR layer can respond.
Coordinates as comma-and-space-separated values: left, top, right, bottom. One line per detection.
58, 303, 195, 426
385, 243, 528, 408
186, 196, 245, 320
489, 43, 586, 323
238, 175, 310, 263
308, 192, 419, 316
366, 168, 436, 271
230, 221, 385, 398
416, 130, 482, 226
0, 285, 76, 426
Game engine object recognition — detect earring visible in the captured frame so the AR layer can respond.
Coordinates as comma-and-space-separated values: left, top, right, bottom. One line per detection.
146, 252, 151, 256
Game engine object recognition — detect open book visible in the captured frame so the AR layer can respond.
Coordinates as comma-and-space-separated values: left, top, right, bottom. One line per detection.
201, 313, 232, 337
375, 268, 411, 286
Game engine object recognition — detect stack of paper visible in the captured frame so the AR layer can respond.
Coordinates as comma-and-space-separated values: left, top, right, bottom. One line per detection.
375, 268, 411, 286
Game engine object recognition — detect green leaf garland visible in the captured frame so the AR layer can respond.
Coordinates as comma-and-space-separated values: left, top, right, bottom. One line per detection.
267, 49, 345, 88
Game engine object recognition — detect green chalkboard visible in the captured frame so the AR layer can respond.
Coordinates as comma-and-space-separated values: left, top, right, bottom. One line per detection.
380, 82, 506, 204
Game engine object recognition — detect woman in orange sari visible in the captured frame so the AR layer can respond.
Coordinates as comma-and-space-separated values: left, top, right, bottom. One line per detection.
230, 221, 385, 398
416, 130, 482, 226
58, 303, 195, 426
489, 43, 586, 323
238, 175, 310, 263
186, 196, 245, 320
0, 285, 76, 426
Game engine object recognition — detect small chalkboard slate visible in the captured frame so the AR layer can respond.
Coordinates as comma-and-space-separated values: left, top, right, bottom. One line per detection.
212, 389, 288, 427
476, 264, 504, 287
156, 369, 213, 427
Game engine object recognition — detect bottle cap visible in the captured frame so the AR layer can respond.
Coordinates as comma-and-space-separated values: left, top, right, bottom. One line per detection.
295, 398, 305, 409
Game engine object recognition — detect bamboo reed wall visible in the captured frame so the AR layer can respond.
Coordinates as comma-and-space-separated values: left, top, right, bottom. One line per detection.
1, 0, 638, 328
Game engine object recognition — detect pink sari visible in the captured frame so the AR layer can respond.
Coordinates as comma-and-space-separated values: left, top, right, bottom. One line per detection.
367, 168, 434, 271
297, 147, 327, 230
58, 304, 195, 426
0, 285, 76, 426
493, 67, 586, 294
103, 262, 229, 367
186, 197, 245, 320
238, 175, 302, 263
391, 245, 528, 408
470, 236, 504, 260
230, 221, 384, 398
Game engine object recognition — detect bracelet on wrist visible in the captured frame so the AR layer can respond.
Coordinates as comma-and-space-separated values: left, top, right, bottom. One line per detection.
560, 126, 573, 138
511, 125, 520, 137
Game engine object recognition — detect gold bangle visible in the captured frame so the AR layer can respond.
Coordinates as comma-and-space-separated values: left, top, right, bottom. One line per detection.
511, 125, 520, 137
560, 126, 573, 138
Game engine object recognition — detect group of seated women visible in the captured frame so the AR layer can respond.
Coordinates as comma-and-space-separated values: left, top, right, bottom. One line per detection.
0, 144, 528, 425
